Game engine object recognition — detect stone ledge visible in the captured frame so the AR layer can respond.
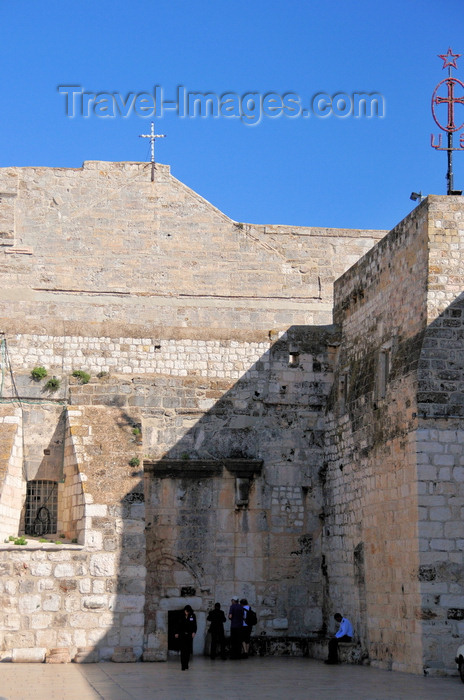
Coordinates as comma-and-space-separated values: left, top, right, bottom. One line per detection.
307, 638, 369, 665
144, 459, 263, 479
249, 635, 313, 657
11, 647, 47, 663
247, 635, 368, 665
0, 542, 84, 551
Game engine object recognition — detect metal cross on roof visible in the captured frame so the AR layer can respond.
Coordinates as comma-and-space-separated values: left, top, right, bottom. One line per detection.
431, 48, 464, 195
139, 122, 166, 181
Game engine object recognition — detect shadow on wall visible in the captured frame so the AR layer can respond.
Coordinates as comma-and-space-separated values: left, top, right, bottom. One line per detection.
139, 325, 339, 657
321, 287, 464, 671
0, 325, 336, 663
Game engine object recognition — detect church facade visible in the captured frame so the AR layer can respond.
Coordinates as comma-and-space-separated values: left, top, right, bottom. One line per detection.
0, 161, 462, 674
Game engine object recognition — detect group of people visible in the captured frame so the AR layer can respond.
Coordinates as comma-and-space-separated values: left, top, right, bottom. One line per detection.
223, 596, 255, 660
174, 597, 257, 670
175, 603, 352, 671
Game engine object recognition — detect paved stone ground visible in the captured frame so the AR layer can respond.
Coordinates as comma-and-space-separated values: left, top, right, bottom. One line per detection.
0, 657, 463, 700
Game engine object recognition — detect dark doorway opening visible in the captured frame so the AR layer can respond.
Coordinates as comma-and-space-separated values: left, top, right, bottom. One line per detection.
168, 609, 185, 652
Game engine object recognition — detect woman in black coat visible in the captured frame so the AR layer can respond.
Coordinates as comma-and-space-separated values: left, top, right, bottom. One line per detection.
207, 602, 227, 659
175, 605, 197, 670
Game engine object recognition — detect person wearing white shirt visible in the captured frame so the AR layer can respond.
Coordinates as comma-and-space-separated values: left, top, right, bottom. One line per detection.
325, 613, 354, 664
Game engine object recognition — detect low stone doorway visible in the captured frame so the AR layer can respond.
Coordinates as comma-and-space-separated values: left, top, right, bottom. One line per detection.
165, 606, 207, 657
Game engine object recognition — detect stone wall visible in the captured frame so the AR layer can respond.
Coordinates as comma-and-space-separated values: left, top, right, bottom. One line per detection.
0, 404, 146, 662
6, 333, 270, 380
413, 196, 464, 672
325, 202, 429, 673
0, 324, 336, 660
325, 196, 464, 675
13, 160, 462, 670
0, 538, 144, 663
415, 422, 464, 672
0, 405, 24, 541
0, 161, 385, 338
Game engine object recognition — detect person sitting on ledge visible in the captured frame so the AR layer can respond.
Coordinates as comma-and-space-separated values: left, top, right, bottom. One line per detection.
325, 613, 353, 664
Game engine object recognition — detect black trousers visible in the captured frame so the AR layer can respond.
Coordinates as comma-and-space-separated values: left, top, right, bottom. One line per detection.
210, 630, 226, 659
328, 635, 352, 662
230, 627, 242, 659
179, 634, 193, 669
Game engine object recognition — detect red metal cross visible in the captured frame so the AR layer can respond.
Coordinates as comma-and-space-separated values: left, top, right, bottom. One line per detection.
432, 77, 464, 132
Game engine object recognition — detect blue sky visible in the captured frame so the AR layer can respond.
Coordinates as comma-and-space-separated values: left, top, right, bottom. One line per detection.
1, 0, 463, 230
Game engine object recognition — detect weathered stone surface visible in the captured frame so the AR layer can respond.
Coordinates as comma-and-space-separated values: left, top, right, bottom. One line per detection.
111, 646, 137, 663
45, 647, 71, 663
0, 164, 462, 677
73, 646, 99, 663
89, 554, 116, 577
12, 647, 46, 663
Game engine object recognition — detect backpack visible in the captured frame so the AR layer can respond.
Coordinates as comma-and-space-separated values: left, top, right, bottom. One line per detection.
246, 608, 257, 627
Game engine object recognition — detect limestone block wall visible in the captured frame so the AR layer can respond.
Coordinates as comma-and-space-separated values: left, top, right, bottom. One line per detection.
426, 196, 464, 322
325, 202, 431, 673
0, 159, 394, 663
0, 406, 24, 541
0, 538, 144, 662
64, 326, 335, 644
21, 404, 65, 483
263, 224, 383, 304
143, 464, 322, 654
0, 404, 146, 661
418, 197, 464, 420
0, 161, 385, 338
0, 321, 336, 654
6, 333, 270, 380
415, 422, 464, 672
409, 196, 464, 671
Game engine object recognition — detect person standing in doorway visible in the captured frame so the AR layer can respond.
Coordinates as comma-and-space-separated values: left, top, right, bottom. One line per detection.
175, 605, 197, 670
325, 613, 353, 664
228, 596, 244, 659
207, 602, 227, 660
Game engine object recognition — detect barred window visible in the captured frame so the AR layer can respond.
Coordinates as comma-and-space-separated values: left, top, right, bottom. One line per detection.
25, 480, 58, 536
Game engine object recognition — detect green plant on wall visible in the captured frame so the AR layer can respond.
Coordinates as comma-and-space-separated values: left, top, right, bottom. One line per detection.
31, 366, 48, 381
129, 456, 140, 467
44, 376, 61, 392
72, 370, 91, 384
13, 536, 27, 545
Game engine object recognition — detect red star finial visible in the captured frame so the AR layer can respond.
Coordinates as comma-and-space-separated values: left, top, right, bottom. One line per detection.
438, 47, 461, 70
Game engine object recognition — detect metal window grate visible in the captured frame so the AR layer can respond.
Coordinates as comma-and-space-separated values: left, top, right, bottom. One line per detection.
25, 480, 58, 536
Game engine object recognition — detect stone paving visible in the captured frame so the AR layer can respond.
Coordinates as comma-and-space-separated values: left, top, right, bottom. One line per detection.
0, 657, 463, 700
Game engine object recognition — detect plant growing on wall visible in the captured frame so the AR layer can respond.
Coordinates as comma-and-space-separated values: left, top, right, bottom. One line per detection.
44, 376, 61, 392
31, 366, 48, 381
129, 456, 140, 467
72, 370, 91, 384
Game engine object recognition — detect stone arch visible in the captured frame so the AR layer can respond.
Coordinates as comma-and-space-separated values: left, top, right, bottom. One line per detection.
144, 551, 209, 660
